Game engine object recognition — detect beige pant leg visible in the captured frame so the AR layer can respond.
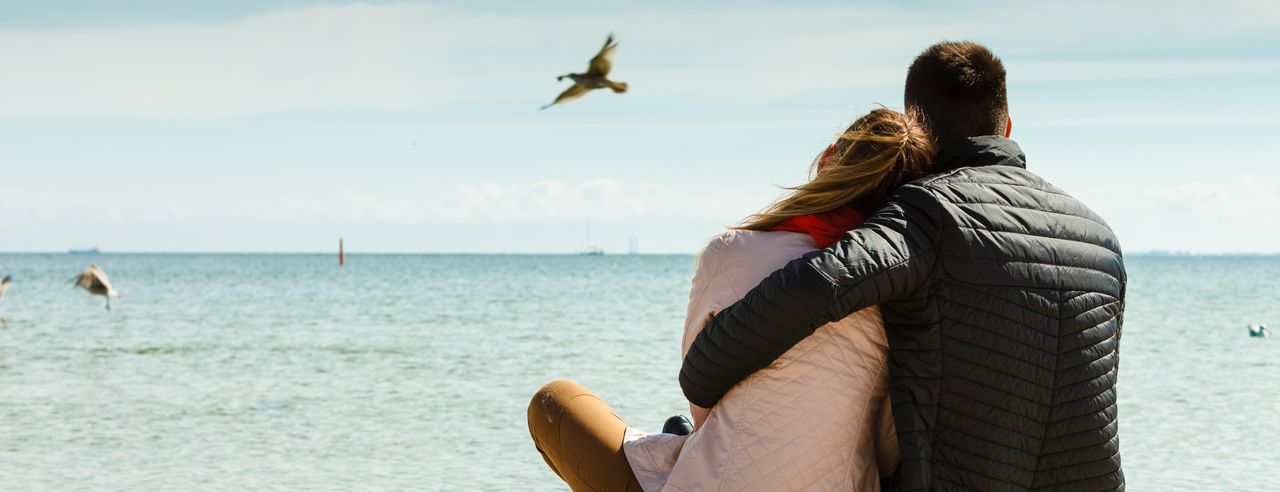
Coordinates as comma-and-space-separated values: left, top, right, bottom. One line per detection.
528, 379, 643, 492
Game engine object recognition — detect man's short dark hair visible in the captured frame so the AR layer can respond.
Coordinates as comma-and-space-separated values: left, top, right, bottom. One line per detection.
904, 41, 1008, 144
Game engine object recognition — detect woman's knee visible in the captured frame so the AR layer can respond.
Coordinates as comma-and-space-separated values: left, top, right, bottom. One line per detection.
530, 379, 583, 417
528, 379, 585, 442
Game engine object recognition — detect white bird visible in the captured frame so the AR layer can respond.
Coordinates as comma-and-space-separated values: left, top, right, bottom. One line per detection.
73, 264, 121, 310
541, 34, 629, 110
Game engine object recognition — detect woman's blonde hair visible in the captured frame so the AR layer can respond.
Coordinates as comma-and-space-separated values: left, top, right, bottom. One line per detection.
738, 108, 934, 231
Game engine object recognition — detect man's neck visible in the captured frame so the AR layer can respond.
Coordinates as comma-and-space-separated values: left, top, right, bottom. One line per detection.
932, 136, 1025, 173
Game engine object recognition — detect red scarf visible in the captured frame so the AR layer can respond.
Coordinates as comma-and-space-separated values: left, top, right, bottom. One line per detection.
769, 205, 866, 249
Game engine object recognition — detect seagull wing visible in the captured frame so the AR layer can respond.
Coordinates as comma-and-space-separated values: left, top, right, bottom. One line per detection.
540, 84, 591, 110
91, 267, 121, 298
587, 34, 618, 77
73, 269, 94, 290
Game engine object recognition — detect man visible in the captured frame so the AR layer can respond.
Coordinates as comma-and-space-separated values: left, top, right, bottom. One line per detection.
679, 41, 1125, 491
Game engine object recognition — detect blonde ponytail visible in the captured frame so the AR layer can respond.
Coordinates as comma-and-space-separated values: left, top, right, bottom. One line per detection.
738, 108, 933, 231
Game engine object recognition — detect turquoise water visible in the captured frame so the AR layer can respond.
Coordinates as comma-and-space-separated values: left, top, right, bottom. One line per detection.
0, 254, 1277, 490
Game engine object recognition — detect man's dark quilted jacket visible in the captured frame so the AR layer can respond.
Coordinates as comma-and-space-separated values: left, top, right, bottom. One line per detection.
680, 136, 1126, 491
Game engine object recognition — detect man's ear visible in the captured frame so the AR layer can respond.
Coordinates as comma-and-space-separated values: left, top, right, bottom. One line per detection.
1005, 116, 1013, 138
818, 143, 838, 172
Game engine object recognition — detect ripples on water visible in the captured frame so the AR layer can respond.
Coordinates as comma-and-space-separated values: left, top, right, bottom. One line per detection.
0, 254, 1276, 490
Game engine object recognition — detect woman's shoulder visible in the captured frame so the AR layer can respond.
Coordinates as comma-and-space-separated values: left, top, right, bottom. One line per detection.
697, 229, 817, 276
703, 228, 815, 253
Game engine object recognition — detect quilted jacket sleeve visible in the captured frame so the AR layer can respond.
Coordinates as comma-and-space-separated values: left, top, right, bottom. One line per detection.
680, 185, 943, 408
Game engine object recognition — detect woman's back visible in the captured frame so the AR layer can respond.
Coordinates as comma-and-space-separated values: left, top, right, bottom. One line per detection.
624, 229, 897, 491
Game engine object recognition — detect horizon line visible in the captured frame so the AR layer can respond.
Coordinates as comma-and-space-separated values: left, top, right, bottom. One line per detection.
2, 250, 1279, 257
0, 250, 695, 256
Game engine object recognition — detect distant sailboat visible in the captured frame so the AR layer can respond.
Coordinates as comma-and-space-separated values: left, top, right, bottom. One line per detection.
581, 220, 604, 255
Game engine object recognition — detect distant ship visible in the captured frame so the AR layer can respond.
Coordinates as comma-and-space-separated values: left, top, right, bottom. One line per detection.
68, 247, 101, 255
581, 219, 604, 255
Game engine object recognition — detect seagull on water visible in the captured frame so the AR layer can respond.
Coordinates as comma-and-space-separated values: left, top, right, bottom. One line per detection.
0, 275, 10, 323
541, 34, 629, 110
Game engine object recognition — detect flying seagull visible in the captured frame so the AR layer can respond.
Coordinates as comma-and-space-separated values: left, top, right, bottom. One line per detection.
0, 275, 10, 324
541, 34, 629, 110
73, 264, 122, 310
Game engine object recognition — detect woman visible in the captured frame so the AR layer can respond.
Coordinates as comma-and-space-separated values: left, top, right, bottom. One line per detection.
528, 108, 933, 491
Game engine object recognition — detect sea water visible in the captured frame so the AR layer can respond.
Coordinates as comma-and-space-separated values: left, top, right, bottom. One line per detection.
0, 254, 1277, 490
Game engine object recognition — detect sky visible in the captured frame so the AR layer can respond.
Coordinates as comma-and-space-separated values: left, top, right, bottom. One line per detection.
1, 0, 1278, 254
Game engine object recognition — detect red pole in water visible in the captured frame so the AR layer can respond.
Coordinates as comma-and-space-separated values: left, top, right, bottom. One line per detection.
339, 238, 345, 267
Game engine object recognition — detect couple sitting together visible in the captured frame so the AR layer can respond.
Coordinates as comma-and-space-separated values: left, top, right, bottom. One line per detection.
528, 41, 1127, 492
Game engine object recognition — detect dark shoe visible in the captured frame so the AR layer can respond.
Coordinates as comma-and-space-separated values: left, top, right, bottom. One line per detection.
662, 415, 693, 436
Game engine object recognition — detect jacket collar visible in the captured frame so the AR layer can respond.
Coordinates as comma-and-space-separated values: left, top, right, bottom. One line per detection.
933, 136, 1026, 173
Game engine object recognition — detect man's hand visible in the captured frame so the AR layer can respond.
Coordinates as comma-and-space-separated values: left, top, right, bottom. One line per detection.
680, 185, 941, 408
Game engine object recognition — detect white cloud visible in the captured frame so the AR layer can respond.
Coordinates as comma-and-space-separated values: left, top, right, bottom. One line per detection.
1085, 175, 1280, 253
6, 174, 1279, 253
0, 177, 775, 252
268, 179, 764, 226
0, 178, 767, 227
